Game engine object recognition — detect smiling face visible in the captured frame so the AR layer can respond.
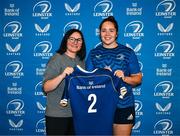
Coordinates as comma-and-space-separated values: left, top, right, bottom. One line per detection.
66, 32, 82, 55
100, 21, 118, 49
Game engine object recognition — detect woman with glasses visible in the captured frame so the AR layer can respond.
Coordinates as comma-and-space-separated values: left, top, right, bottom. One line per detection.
43, 29, 86, 135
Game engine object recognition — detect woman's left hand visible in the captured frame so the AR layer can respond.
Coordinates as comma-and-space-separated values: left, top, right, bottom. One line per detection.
114, 70, 125, 80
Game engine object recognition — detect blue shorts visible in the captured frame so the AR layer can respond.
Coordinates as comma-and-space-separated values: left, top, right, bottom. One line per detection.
114, 106, 135, 125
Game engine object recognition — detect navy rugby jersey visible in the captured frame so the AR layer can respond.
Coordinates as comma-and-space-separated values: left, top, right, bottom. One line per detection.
86, 44, 141, 108
60, 65, 126, 135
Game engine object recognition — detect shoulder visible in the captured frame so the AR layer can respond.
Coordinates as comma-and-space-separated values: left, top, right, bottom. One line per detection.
118, 43, 132, 51
117, 44, 135, 54
49, 53, 62, 62
90, 45, 103, 52
47, 53, 64, 66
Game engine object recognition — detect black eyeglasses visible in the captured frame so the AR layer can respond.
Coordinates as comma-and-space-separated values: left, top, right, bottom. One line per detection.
68, 37, 83, 44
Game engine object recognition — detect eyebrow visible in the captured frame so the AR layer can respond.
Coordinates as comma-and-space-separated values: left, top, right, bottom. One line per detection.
69, 37, 82, 39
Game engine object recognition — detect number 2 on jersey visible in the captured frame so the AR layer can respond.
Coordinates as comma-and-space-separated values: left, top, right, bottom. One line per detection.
88, 94, 97, 113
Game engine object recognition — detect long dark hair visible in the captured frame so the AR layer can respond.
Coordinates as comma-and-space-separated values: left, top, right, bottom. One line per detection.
56, 29, 86, 60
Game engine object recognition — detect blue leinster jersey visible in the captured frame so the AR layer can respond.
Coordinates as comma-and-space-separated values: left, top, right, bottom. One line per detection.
86, 44, 141, 108
60, 65, 126, 135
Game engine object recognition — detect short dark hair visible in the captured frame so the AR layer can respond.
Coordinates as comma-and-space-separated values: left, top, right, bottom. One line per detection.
99, 16, 118, 33
56, 29, 86, 60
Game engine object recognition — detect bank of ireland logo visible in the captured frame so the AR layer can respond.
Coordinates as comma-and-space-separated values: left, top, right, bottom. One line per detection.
155, 0, 176, 18
93, 0, 113, 18
124, 21, 144, 39
126, 3, 142, 16
33, 41, 53, 59
5, 60, 24, 78
63, 21, 82, 35
133, 86, 141, 96
4, 3, 20, 16
3, 21, 22, 39
35, 23, 50, 36
9, 119, 23, 131
65, 3, 80, 16
154, 81, 174, 98
32, 0, 52, 19
153, 119, 173, 135
6, 99, 25, 116
36, 118, 46, 134
6, 43, 21, 56
154, 41, 175, 59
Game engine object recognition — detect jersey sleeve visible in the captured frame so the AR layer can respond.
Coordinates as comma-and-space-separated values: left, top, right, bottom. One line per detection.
129, 50, 141, 74
60, 76, 70, 107
85, 50, 94, 71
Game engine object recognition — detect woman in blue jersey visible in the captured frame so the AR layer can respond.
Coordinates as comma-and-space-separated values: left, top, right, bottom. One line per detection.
86, 16, 142, 136
43, 29, 86, 135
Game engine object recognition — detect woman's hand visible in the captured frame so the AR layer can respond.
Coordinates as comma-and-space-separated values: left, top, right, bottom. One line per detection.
114, 70, 125, 80
62, 67, 74, 77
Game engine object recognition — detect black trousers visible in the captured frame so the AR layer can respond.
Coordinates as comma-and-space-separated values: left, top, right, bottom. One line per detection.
45, 116, 75, 135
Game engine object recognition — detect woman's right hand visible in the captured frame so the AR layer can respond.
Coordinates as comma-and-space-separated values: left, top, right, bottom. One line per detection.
62, 67, 74, 77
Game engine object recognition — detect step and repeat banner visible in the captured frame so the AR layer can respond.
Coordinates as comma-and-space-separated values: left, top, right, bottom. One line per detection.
1, 0, 180, 135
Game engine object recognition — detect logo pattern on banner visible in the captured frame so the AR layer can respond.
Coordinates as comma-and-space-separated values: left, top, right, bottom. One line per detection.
1, 0, 178, 135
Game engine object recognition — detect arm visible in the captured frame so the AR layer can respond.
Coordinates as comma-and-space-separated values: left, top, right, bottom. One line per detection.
43, 67, 74, 93
114, 70, 142, 87
123, 73, 142, 86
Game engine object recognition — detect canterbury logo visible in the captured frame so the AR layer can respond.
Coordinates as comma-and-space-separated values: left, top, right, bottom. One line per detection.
157, 23, 173, 32
6, 43, 21, 52
65, 3, 80, 12
126, 43, 142, 52
36, 102, 46, 110
9, 119, 23, 128
35, 24, 50, 33
155, 102, 172, 112
133, 121, 141, 129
